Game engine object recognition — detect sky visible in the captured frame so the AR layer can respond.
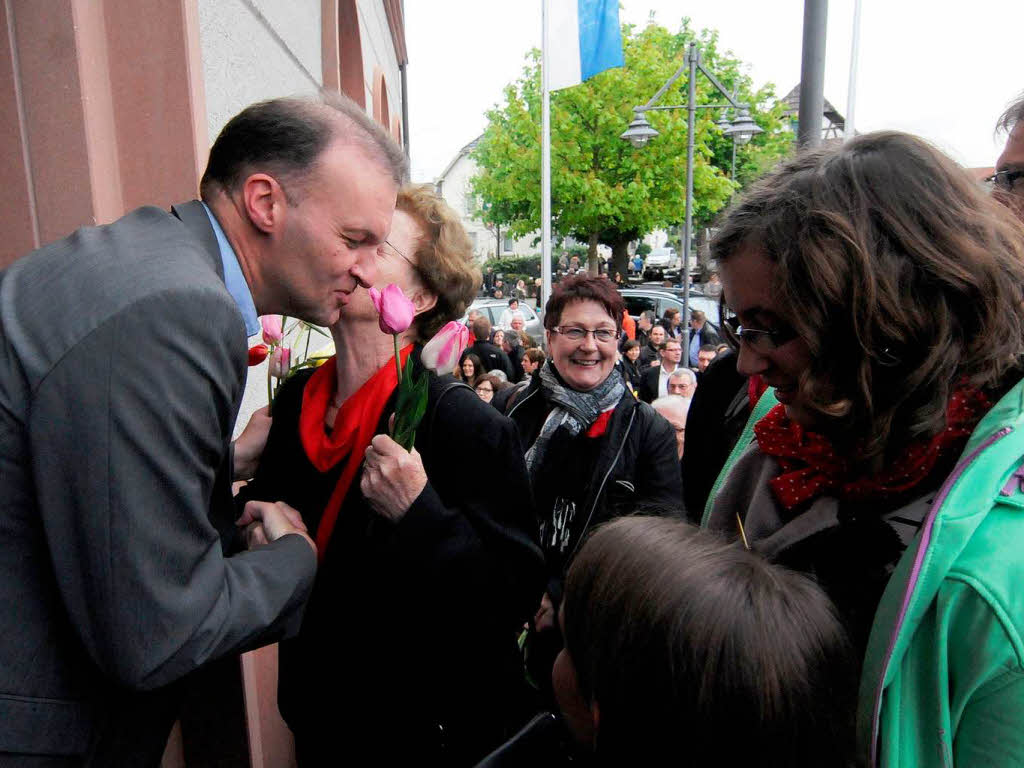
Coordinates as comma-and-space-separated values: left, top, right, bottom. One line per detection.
405, 0, 1023, 183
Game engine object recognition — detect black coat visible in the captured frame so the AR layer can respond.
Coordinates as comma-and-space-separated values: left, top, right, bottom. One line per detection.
637, 364, 664, 404
238, 351, 545, 765
462, 340, 516, 381
507, 371, 683, 606
681, 349, 749, 522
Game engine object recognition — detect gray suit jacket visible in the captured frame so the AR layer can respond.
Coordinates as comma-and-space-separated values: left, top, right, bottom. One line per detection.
0, 201, 316, 764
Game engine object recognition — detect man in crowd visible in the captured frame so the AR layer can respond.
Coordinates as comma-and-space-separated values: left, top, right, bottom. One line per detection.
510, 313, 536, 347
0, 94, 406, 763
697, 343, 718, 373
668, 367, 698, 398
461, 315, 515, 381
994, 93, 1024, 223
687, 310, 720, 367
622, 309, 655, 355
639, 322, 666, 367
652, 395, 691, 460
639, 338, 684, 403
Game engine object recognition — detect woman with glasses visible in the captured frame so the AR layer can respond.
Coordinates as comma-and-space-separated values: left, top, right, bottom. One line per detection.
705, 132, 1024, 767
507, 273, 682, 702
236, 185, 544, 765
474, 373, 505, 404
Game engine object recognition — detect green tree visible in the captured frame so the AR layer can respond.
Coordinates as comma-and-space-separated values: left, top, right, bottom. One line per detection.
471, 20, 791, 278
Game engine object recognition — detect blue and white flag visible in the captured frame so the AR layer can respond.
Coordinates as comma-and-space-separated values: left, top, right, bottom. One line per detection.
547, 0, 624, 91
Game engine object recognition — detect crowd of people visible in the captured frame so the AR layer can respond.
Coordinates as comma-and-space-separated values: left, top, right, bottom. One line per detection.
4, 89, 1024, 767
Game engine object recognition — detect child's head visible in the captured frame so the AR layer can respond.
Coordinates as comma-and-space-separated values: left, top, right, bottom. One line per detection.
556, 516, 856, 766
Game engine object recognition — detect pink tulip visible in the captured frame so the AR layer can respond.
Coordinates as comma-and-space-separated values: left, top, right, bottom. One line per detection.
421, 321, 471, 375
261, 315, 283, 345
369, 284, 415, 335
268, 346, 291, 378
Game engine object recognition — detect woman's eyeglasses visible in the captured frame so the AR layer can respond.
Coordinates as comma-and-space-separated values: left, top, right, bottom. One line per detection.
552, 326, 618, 343
733, 324, 798, 353
985, 169, 1024, 192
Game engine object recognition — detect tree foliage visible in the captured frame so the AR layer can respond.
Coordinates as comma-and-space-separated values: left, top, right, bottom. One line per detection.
471, 19, 792, 276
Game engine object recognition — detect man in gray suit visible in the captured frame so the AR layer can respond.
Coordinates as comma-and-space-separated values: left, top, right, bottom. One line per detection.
0, 94, 406, 764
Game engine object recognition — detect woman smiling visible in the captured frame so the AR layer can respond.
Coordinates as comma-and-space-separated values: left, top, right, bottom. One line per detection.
507, 274, 681, 696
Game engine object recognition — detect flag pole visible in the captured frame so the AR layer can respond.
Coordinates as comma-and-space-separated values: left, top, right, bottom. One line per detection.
845, 0, 862, 140
541, 0, 552, 312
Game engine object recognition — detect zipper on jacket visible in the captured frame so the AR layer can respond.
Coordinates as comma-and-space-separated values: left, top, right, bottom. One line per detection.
567, 407, 637, 563
868, 426, 1013, 766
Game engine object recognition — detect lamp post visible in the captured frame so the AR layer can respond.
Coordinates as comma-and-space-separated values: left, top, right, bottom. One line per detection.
621, 41, 761, 340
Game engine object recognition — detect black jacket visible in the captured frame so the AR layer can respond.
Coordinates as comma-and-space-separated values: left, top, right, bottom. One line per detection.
637, 364, 664, 404
681, 349, 749, 522
463, 340, 515, 381
507, 370, 683, 606
238, 351, 545, 765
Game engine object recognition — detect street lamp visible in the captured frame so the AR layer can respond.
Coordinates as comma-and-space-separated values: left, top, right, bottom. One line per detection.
621, 41, 763, 336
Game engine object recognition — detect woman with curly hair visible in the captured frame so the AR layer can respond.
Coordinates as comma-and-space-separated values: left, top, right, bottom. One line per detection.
705, 131, 1024, 766
238, 184, 544, 765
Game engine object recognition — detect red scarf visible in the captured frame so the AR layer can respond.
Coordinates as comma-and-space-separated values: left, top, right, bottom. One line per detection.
299, 345, 413, 558
754, 387, 991, 511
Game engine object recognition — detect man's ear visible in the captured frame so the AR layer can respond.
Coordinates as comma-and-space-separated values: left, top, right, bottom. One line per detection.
241, 173, 286, 234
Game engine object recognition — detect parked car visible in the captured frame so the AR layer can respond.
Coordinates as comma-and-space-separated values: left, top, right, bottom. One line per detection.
460, 297, 545, 348
619, 287, 722, 330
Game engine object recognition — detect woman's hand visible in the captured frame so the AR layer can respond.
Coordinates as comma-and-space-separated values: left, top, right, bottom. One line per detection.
233, 406, 271, 480
361, 433, 427, 523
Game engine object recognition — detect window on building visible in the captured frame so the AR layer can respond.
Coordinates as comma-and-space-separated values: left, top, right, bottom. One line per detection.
502, 236, 514, 253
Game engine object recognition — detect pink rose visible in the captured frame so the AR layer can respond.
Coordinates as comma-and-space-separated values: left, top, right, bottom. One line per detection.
421, 321, 470, 375
268, 346, 291, 378
368, 284, 415, 336
260, 315, 283, 345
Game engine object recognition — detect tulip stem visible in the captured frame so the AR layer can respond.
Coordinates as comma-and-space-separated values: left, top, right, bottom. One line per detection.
266, 357, 274, 417
393, 334, 403, 384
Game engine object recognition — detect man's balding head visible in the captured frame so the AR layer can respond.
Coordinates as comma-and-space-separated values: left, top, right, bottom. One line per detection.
200, 93, 407, 203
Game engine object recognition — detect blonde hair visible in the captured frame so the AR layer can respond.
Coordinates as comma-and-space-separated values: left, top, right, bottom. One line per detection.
398, 184, 482, 339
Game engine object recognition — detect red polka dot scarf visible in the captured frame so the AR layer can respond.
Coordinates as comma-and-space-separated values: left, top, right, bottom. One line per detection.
753, 387, 992, 511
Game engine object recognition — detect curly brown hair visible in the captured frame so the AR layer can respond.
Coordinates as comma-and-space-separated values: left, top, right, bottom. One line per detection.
398, 184, 482, 339
712, 131, 1024, 466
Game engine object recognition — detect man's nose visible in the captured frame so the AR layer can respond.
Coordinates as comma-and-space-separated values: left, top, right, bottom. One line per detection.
352, 246, 379, 289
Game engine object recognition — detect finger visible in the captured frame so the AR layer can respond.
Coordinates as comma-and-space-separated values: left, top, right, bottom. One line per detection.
244, 521, 268, 549
235, 500, 265, 527
369, 433, 403, 456
275, 501, 308, 532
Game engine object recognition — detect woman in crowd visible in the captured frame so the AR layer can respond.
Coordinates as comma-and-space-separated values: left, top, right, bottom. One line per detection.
459, 352, 484, 386
507, 274, 681, 693
705, 131, 1024, 765
474, 372, 506, 405
660, 307, 683, 339
619, 339, 644, 394
238, 184, 544, 766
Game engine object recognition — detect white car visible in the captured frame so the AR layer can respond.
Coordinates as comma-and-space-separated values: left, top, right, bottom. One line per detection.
644, 247, 677, 269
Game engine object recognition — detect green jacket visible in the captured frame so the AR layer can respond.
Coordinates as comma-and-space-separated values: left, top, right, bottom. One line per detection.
858, 378, 1024, 766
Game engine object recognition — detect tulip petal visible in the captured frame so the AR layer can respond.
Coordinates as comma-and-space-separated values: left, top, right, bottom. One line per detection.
260, 315, 283, 345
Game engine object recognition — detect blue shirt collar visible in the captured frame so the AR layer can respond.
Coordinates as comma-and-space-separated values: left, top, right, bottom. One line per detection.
201, 203, 259, 337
